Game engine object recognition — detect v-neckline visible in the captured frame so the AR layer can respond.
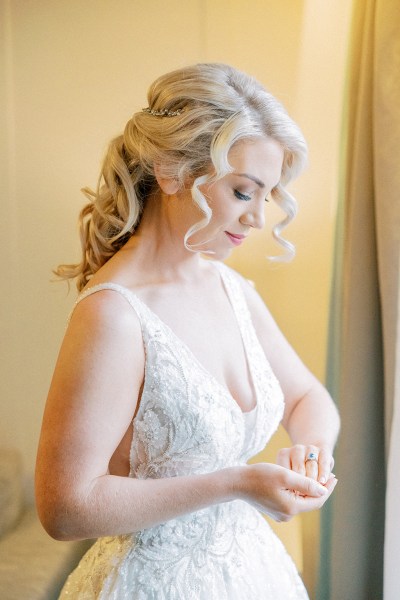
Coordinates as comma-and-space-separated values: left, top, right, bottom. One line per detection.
136, 271, 259, 416
141, 296, 259, 417
132, 264, 258, 416
82, 265, 259, 416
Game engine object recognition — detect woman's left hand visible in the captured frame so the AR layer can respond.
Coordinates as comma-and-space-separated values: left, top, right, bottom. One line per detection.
276, 444, 335, 486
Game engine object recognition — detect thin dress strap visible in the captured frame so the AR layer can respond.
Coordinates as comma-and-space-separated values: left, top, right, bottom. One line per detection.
211, 262, 256, 354
68, 282, 146, 326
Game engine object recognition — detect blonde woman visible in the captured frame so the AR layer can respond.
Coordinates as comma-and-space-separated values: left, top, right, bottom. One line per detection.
35, 63, 339, 599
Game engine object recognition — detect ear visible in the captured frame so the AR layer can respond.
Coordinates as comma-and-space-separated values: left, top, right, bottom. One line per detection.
154, 163, 180, 195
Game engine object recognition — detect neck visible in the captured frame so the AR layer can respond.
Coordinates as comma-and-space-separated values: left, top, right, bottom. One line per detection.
122, 190, 205, 283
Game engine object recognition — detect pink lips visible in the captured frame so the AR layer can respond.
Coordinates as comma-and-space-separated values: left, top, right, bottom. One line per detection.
225, 232, 246, 246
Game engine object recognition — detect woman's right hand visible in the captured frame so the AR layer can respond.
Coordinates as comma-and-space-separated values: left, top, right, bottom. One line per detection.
234, 462, 337, 522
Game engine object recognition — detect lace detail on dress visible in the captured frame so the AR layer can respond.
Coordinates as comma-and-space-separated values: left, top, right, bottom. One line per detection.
59, 262, 308, 599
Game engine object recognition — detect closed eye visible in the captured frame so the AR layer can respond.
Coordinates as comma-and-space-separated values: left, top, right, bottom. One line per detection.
234, 189, 252, 201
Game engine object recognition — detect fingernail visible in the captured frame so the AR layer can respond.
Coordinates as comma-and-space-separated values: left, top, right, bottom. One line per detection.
319, 476, 326, 484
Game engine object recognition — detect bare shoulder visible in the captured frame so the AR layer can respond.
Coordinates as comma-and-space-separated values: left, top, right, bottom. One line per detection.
37, 286, 145, 496
69, 286, 143, 339
62, 287, 146, 397
51, 286, 145, 416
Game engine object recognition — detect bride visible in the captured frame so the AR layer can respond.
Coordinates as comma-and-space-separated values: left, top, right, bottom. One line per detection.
35, 63, 339, 599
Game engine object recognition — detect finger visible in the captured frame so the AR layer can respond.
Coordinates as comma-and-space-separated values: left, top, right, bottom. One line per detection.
276, 448, 291, 470
291, 477, 337, 512
290, 445, 307, 476
284, 470, 328, 499
317, 448, 333, 484
305, 448, 319, 480
274, 475, 338, 521
324, 476, 338, 493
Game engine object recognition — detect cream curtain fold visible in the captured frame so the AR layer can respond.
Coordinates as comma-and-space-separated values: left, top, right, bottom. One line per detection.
375, 2, 400, 599
319, 0, 400, 598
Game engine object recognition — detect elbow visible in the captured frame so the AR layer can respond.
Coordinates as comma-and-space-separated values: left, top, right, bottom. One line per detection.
35, 451, 95, 541
35, 485, 89, 542
36, 499, 80, 541
39, 517, 73, 542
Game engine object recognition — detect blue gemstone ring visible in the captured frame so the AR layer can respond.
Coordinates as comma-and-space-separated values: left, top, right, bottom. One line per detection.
305, 452, 318, 463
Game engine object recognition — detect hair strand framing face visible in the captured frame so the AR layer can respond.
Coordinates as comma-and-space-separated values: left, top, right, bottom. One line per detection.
55, 63, 308, 290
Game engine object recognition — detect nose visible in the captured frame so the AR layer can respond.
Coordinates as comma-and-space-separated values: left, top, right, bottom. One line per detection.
240, 202, 265, 230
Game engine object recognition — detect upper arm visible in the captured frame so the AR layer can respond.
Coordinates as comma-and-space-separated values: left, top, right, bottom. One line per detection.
35, 290, 145, 508
238, 276, 322, 426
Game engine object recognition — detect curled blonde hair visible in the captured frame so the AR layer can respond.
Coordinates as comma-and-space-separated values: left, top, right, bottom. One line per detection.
56, 63, 307, 290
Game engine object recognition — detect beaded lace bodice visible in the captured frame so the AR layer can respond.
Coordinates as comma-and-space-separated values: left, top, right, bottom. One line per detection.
59, 262, 308, 600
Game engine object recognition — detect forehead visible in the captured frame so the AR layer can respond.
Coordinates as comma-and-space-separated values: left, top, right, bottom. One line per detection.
228, 137, 284, 186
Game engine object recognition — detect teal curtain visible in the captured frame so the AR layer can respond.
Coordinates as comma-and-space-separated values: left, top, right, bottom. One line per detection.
318, 1, 387, 598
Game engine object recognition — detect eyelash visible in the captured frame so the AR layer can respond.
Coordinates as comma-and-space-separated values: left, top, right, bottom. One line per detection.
234, 189, 251, 201
234, 189, 270, 203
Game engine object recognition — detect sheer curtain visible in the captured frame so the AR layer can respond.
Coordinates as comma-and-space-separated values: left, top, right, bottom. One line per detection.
319, 0, 400, 598
376, 1, 400, 597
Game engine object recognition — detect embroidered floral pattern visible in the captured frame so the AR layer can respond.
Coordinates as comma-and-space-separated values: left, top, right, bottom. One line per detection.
59, 263, 308, 599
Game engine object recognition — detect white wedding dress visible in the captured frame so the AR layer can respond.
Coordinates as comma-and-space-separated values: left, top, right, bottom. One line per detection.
58, 262, 309, 599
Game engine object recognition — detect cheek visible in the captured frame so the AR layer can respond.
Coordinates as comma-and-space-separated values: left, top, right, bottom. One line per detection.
207, 199, 234, 225
206, 212, 229, 235
199, 184, 237, 232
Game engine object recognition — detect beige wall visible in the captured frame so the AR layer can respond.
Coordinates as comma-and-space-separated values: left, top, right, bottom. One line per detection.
1, 0, 351, 596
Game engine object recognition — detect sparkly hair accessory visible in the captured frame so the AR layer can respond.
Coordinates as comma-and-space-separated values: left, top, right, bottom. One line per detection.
142, 107, 184, 117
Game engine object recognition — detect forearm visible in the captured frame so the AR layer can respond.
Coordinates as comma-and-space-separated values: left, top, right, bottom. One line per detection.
284, 384, 340, 453
38, 458, 337, 541
39, 467, 238, 541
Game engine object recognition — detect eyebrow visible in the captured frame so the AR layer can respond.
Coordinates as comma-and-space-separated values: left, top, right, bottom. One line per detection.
235, 173, 265, 188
